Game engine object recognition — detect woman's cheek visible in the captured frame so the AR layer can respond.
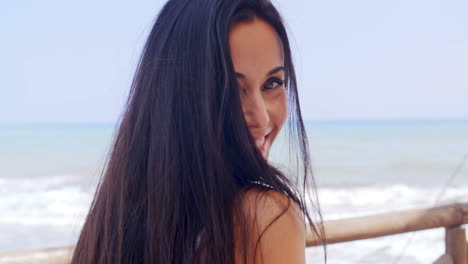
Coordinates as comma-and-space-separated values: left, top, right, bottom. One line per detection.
273, 90, 288, 128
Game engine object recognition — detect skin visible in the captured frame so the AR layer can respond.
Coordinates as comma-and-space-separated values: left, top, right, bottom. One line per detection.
229, 16, 288, 160
228, 17, 306, 264
235, 189, 306, 264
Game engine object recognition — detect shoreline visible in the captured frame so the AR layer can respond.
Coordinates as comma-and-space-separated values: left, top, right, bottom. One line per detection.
0, 245, 74, 264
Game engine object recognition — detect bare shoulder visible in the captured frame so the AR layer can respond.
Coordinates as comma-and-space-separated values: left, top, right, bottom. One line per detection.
240, 188, 304, 228
235, 188, 306, 264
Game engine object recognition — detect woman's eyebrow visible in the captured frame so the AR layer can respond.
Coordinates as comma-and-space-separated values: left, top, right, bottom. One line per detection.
266, 66, 284, 76
235, 65, 285, 79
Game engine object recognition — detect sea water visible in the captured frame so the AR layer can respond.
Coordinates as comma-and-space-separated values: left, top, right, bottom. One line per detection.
0, 120, 467, 263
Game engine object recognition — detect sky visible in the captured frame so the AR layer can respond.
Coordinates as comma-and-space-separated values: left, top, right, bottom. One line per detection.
1, 0, 467, 124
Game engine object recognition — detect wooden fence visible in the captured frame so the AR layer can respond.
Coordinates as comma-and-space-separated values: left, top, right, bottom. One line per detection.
306, 203, 468, 264
1, 203, 467, 264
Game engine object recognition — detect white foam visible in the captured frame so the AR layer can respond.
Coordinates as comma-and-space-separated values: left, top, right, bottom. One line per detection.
1, 175, 467, 262
305, 184, 468, 263
0, 175, 93, 226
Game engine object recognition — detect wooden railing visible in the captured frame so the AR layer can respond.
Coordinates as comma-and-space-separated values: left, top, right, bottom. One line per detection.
306, 203, 468, 264
1, 203, 467, 264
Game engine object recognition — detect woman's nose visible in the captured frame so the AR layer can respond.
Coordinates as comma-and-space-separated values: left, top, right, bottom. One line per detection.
243, 92, 270, 132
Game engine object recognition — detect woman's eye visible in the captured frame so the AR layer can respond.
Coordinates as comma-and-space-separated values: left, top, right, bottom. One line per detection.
264, 78, 284, 90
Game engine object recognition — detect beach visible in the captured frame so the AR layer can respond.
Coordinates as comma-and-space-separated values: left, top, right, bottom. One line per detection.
1, 120, 467, 263
0, 246, 73, 264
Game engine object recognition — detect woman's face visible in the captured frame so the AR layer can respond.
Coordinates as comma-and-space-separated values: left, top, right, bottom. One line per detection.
229, 17, 287, 160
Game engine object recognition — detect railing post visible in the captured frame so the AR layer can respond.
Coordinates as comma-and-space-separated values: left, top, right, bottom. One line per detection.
445, 226, 467, 264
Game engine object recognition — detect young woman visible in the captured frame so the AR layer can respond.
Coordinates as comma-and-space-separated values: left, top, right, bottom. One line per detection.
71, 0, 325, 263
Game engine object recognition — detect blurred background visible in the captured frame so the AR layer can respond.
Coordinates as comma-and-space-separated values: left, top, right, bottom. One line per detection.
1, 0, 467, 263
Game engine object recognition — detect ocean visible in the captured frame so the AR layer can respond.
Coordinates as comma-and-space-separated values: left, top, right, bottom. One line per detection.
1, 120, 467, 263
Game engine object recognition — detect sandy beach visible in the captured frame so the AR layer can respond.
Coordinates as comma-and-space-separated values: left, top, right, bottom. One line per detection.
0, 245, 74, 264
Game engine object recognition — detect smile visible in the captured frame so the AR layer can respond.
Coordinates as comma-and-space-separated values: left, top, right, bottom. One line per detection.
256, 132, 270, 152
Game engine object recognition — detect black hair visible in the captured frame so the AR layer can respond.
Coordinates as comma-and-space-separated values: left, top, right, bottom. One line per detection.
71, 0, 326, 263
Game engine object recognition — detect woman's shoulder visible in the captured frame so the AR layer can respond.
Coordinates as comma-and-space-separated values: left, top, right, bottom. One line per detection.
240, 187, 304, 229
235, 186, 306, 263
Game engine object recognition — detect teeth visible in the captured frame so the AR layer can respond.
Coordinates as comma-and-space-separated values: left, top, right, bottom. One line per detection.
256, 137, 265, 148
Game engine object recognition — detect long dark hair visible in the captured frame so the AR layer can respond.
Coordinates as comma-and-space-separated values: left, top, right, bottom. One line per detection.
71, 0, 326, 263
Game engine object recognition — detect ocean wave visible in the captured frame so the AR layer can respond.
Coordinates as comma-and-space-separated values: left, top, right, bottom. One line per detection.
314, 184, 468, 220
0, 175, 94, 226
1, 176, 467, 263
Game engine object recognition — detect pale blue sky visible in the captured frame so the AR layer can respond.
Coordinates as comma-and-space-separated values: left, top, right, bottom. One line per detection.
1, 0, 467, 124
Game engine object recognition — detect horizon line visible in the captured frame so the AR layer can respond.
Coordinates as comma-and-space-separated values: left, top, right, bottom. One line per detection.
1, 118, 468, 127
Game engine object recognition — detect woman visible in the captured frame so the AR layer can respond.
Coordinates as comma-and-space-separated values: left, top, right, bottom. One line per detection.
71, 0, 326, 263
